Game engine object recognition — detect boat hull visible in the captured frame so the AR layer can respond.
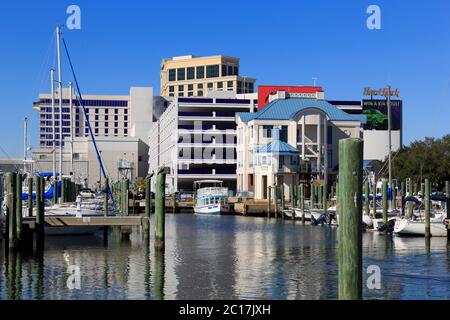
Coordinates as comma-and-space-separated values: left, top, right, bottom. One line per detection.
194, 203, 231, 215
394, 218, 447, 237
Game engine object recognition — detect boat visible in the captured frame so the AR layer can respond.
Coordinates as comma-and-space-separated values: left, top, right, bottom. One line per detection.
393, 196, 448, 237
394, 214, 447, 237
193, 180, 230, 215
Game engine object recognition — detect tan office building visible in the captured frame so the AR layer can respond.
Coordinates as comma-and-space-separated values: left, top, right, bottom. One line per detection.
160, 55, 256, 97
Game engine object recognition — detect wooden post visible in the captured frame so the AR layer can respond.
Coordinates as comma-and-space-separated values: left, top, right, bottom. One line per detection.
61, 178, 66, 203
401, 180, 406, 217
16, 173, 23, 244
53, 180, 58, 204
28, 177, 33, 217
267, 186, 271, 218
35, 176, 45, 250
318, 184, 322, 209
413, 183, 418, 196
144, 176, 152, 238
445, 181, 449, 239
291, 185, 295, 222
103, 178, 109, 244
300, 183, 305, 224
172, 192, 176, 214
407, 178, 413, 217
7, 173, 17, 250
155, 168, 167, 251
124, 179, 129, 216
338, 138, 363, 300
364, 181, 369, 216
274, 185, 278, 219
392, 184, 397, 210
424, 178, 431, 238
281, 186, 285, 221
382, 178, 388, 224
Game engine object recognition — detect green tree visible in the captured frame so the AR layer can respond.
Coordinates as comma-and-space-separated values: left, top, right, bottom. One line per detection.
382, 135, 450, 190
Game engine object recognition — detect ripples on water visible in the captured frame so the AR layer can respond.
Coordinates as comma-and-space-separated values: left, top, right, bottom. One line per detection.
0, 214, 449, 300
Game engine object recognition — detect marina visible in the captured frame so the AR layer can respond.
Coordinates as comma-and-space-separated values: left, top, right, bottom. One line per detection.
0, 1, 450, 305
1, 214, 450, 300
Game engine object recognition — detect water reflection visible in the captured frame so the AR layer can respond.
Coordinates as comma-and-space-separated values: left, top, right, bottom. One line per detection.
0, 214, 449, 300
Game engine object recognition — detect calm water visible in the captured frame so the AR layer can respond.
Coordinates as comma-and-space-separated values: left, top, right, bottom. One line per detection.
1, 214, 449, 300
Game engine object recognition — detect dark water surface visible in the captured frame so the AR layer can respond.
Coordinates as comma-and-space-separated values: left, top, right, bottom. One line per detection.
1, 214, 449, 300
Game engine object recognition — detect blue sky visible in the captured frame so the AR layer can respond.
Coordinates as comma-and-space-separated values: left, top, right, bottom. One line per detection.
0, 0, 449, 157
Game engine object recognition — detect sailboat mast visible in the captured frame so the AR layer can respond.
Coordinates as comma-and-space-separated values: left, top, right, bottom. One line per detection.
23, 117, 28, 173
51, 68, 56, 180
56, 26, 63, 184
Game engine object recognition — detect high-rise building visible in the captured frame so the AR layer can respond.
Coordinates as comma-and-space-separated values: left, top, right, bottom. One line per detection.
160, 55, 256, 97
32, 87, 168, 185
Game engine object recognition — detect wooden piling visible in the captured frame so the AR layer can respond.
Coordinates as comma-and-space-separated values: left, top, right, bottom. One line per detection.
424, 178, 431, 238
274, 186, 278, 219
7, 173, 17, 250
155, 169, 167, 251
338, 138, 363, 300
281, 186, 285, 221
123, 179, 129, 216
318, 184, 322, 209
267, 186, 271, 218
16, 173, 23, 244
381, 179, 388, 224
35, 176, 45, 250
53, 180, 58, 204
27, 177, 33, 217
144, 176, 151, 238
445, 181, 449, 239
291, 185, 295, 223
364, 181, 369, 216
392, 184, 397, 210
300, 183, 305, 224
401, 180, 406, 216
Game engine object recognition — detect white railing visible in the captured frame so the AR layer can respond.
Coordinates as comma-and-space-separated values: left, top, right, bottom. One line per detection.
197, 187, 228, 198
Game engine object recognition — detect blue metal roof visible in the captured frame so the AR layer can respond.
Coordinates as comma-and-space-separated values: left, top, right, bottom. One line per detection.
257, 140, 300, 155
238, 98, 367, 124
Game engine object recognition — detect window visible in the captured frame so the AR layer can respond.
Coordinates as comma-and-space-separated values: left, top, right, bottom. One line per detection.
124, 116, 128, 121
207, 83, 213, 90
105, 115, 109, 121
124, 129, 128, 135
114, 115, 118, 121
114, 128, 118, 135
227, 81, 234, 90
114, 109, 118, 114
177, 68, 185, 81
234, 66, 239, 75
169, 86, 174, 93
168, 69, 176, 81
196, 66, 204, 79
95, 128, 99, 135
114, 122, 118, 127
263, 125, 273, 138
206, 65, 219, 78
178, 85, 184, 92
95, 115, 99, 121
124, 109, 128, 115
327, 150, 332, 168
124, 122, 128, 128
217, 82, 223, 90
105, 128, 109, 135
188, 84, 193, 91
197, 83, 203, 89
280, 126, 288, 142
187, 67, 195, 80
221, 65, 227, 77
105, 122, 109, 127
105, 109, 109, 114
227, 65, 233, 76
198, 90, 203, 96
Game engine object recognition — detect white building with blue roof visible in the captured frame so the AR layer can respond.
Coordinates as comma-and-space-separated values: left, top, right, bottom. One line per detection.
236, 91, 366, 200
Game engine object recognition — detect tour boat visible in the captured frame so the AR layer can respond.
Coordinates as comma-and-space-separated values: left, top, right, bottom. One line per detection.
193, 180, 230, 215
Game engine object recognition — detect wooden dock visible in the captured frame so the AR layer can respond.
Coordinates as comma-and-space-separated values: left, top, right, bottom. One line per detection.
22, 216, 143, 228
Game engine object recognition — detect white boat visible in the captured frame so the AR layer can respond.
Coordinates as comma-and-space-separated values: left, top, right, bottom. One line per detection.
293, 208, 312, 220
394, 213, 447, 237
193, 180, 230, 215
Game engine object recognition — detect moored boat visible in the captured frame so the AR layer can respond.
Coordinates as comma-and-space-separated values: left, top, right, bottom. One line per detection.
193, 180, 230, 215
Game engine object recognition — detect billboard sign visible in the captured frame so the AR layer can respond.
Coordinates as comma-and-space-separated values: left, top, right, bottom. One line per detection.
362, 99, 402, 130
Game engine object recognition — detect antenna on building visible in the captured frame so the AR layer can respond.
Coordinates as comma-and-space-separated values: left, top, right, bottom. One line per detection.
312, 77, 319, 87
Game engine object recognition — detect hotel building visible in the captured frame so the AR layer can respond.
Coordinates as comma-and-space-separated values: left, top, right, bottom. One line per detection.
160, 55, 256, 97
32, 87, 167, 187
235, 91, 366, 200
149, 95, 257, 193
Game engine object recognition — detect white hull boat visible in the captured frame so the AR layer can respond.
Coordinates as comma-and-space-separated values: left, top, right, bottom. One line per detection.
193, 180, 230, 215
394, 215, 447, 237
